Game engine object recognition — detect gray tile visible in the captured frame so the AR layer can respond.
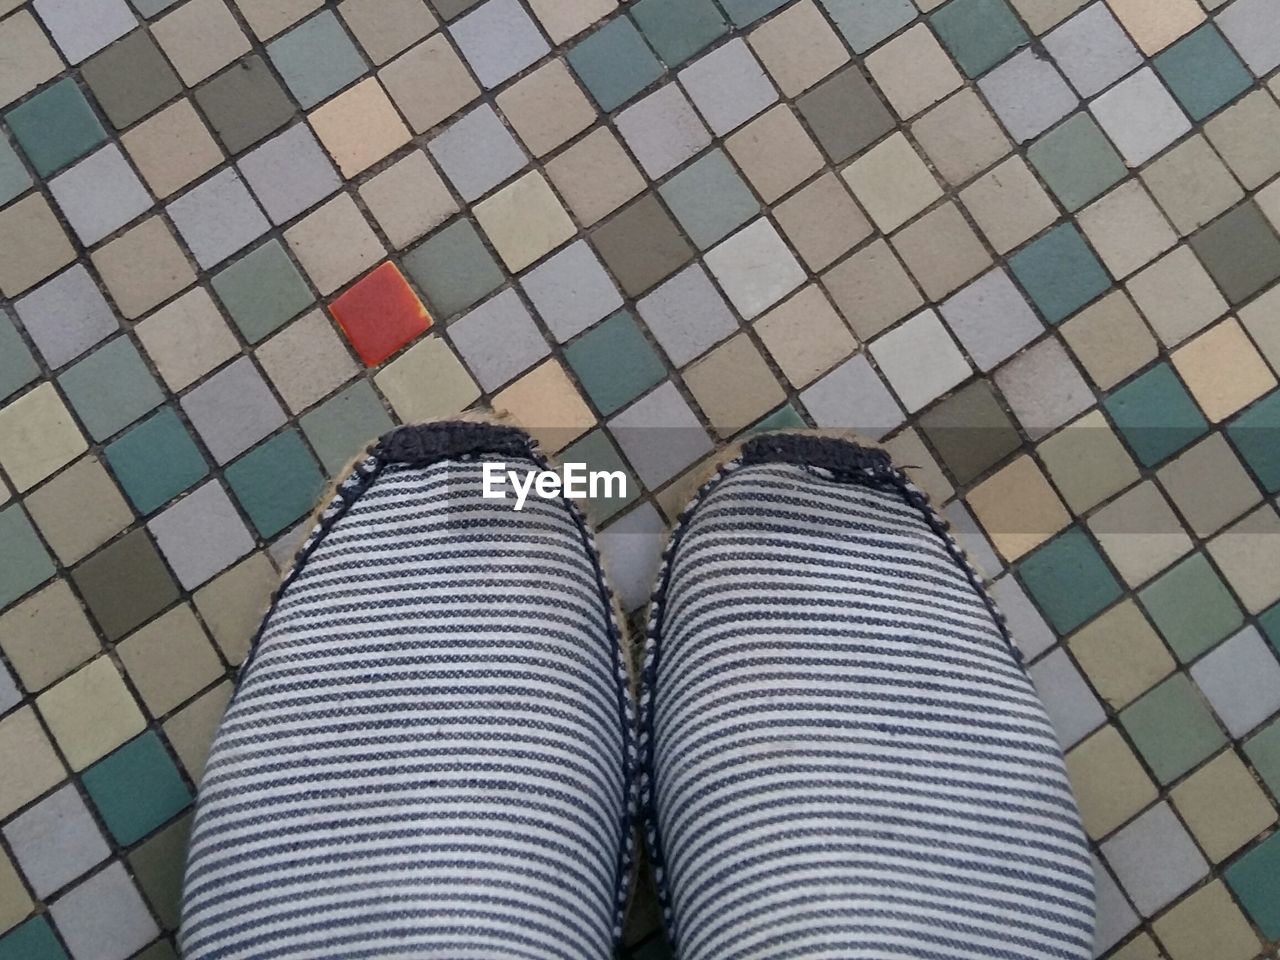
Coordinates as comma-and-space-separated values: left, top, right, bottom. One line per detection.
265, 10, 366, 109
991, 574, 1057, 661
1216, 0, 1280, 75
180, 356, 287, 464
33, 0, 135, 64
994, 337, 1095, 440
1189, 625, 1280, 737
14, 264, 118, 368
427, 104, 528, 202
3, 784, 110, 897
448, 0, 550, 89
658, 148, 760, 250
47, 144, 151, 245
1092, 855, 1141, 955
268, 517, 311, 571
519, 239, 624, 343
704, 218, 805, 319
799, 354, 905, 440
50, 861, 160, 960
608, 381, 714, 488
614, 83, 712, 179
636, 263, 738, 366
1100, 802, 1209, 916
1042, 2, 1142, 98
1027, 646, 1106, 747
1090, 67, 1192, 167
940, 269, 1044, 372
978, 48, 1078, 143
148, 480, 255, 588
596, 502, 665, 613
678, 38, 777, 136
448, 288, 550, 391
943, 500, 1004, 579
819, 0, 916, 54
237, 123, 341, 225
167, 168, 271, 269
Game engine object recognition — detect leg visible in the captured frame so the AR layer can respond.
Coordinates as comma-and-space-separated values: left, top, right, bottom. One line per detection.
642, 434, 1094, 960
180, 422, 634, 960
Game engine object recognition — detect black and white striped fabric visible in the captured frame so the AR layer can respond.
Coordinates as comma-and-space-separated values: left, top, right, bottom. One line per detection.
180, 423, 635, 960
640, 435, 1096, 960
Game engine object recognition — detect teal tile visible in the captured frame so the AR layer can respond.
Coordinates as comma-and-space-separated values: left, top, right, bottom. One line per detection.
0, 917, 67, 960
265, 10, 367, 109
104, 407, 209, 515
1008, 224, 1111, 324
4, 78, 107, 176
747, 402, 806, 434
658, 149, 759, 250
820, 0, 917, 53
720, 0, 791, 26
630, 0, 727, 66
1027, 113, 1126, 211
402, 220, 504, 319
1138, 552, 1244, 661
57, 337, 165, 442
0, 506, 49, 609
211, 240, 313, 344
1227, 390, 1280, 493
567, 17, 664, 112
83, 732, 192, 845
225, 429, 326, 538
1016, 527, 1123, 634
1225, 832, 1280, 939
299, 380, 393, 475
558, 429, 638, 523
565, 310, 666, 416
0, 130, 33, 206
930, 0, 1029, 77
1104, 363, 1209, 467
1260, 601, 1280, 654
1154, 24, 1251, 122
0, 312, 39, 402
1119, 674, 1226, 784
1245, 718, 1280, 797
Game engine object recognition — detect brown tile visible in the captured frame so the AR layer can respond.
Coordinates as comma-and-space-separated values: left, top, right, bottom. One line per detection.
820, 239, 923, 341
117, 604, 225, 716
1157, 433, 1261, 538
683, 333, 786, 438
724, 104, 825, 204
747, 0, 848, 97
917, 378, 1022, 486
122, 99, 224, 199
0, 194, 75, 298
163, 680, 233, 781
890, 201, 992, 301
911, 89, 1013, 187
284, 193, 385, 295
1171, 317, 1276, 423
1169, 753, 1277, 864
490, 359, 594, 453
546, 127, 645, 227
1152, 880, 1263, 960
591, 194, 694, 298
794, 65, 895, 165
307, 77, 412, 177
0, 706, 65, 820
754, 285, 856, 387
1087, 481, 1193, 587
90, 216, 197, 320
1207, 504, 1280, 614
1065, 724, 1159, 839
959, 156, 1059, 255
966, 454, 1071, 562
495, 59, 595, 158
135, 288, 241, 392
35, 655, 146, 770
1059, 291, 1158, 390
25, 456, 133, 565
338, 0, 438, 64
0, 581, 101, 693
1037, 409, 1141, 514
1069, 600, 1175, 710
71, 528, 181, 641
378, 34, 480, 134
473, 171, 576, 272
772, 171, 872, 272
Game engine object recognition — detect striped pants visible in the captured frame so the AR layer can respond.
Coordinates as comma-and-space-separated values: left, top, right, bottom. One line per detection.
180, 424, 1094, 960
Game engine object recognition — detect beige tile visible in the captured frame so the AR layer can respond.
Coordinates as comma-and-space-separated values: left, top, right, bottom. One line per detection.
152, 0, 252, 86
1239, 284, 1280, 373
91, 216, 197, 320
375, 335, 480, 423
192, 551, 276, 665
0, 193, 75, 297
0, 706, 66, 819
1126, 246, 1228, 347
122, 99, 223, 199
1207, 504, 1280, 614
747, 0, 849, 97
135, 288, 241, 392
1087, 481, 1193, 587
0, 847, 32, 935
495, 59, 595, 158
527, 0, 616, 43
883, 426, 954, 504
821, 239, 923, 341
725, 104, 825, 204
754, 285, 856, 387
1171, 317, 1276, 423
0, 11, 63, 110
1077, 181, 1177, 280
1203, 89, 1280, 190
491, 359, 593, 453
359, 151, 458, 250
1059, 291, 1157, 390
256, 309, 358, 413
25, 456, 133, 565
1009, 0, 1087, 32
473, 171, 575, 272
339, 0, 436, 64
773, 172, 872, 272
1152, 880, 1263, 960
1069, 600, 1175, 710
911, 89, 1012, 187
959, 156, 1059, 255
234, 0, 323, 39
0, 581, 101, 692
545, 127, 644, 227
379, 34, 481, 134
683, 333, 786, 438
163, 680, 233, 783
1157, 433, 1261, 538
308, 77, 412, 177
1170, 752, 1277, 864
864, 23, 962, 119
841, 131, 943, 233
890, 201, 991, 301
0, 382, 87, 493
36, 655, 147, 770
117, 604, 225, 717
1037, 409, 1140, 514
966, 455, 1071, 562
1065, 724, 1158, 839
1109, 934, 1164, 960
1259, 177, 1280, 233
1107, 0, 1204, 54
1141, 135, 1244, 236
284, 192, 385, 295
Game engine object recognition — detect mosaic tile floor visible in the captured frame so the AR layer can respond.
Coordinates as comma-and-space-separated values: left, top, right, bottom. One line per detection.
2, 0, 1280, 956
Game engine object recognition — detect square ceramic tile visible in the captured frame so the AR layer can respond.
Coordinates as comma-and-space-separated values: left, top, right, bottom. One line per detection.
607, 381, 714, 487
307, 77, 412, 178
447, 289, 549, 391
1008, 223, 1112, 325
374, 336, 479, 422
1154, 25, 1251, 122
1171, 754, 1276, 864
890, 201, 991, 301
256, 310, 358, 412
448, 0, 549, 89
795, 65, 896, 165
1216, 0, 1280, 75
81, 29, 182, 130
1227, 389, 1280, 494
1106, 0, 1205, 54
968, 454, 1072, 561
1090, 68, 1193, 168
0, 581, 100, 693
1122, 672, 1228, 781
473, 171, 575, 272
223, 429, 325, 537
1028, 112, 1126, 213
135, 288, 239, 391
772, 173, 871, 272
266, 9, 366, 108
1153, 879, 1266, 960
978, 48, 1078, 143
0, 12, 62, 111
48, 144, 151, 246
564, 310, 666, 416
747, 0, 848, 96
870, 309, 971, 413
237, 123, 340, 225
33, 0, 134, 64
5, 76, 106, 177
36, 655, 146, 770
615, 84, 712, 180
1027, 646, 1107, 747
1065, 724, 1159, 838
635, 264, 738, 367
929, 0, 1029, 78
150, 0, 251, 86
14, 264, 118, 369
724, 103, 824, 203
180, 356, 287, 463
0, 706, 64, 820
520, 239, 623, 343
819, 0, 916, 52
1105, 361, 1210, 466
910, 89, 1012, 187
958, 156, 1059, 255
193, 54, 294, 153
166, 168, 270, 270
677, 37, 777, 136
2, 784, 109, 897
359, 151, 458, 250
1190, 201, 1280, 305
630, 0, 727, 67
1101, 802, 1209, 916
918, 379, 1021, 484
842, 131, 942, 233
704, 218, 805, 320
0, 382, 87, 493
0, 130, 32, 206
233, 0, 323, 39
565, 16, 662, 112
995, 338, 1095, 440
328, 262, 431, 366
47, 861, 158, 960
1138, 552, 1243, 661
864, 24, 963, 120
0, 194, 75, 298
1207, 505, 1280, 614
1125, 246, 1228, 348
1077, 181, 1177, 280
1141, 135, 1245, 237
211, 239, 313, 343
378, 34, 480, 134
1069, 600, 1175, 710
26, 455, 132, 564
591, 194, 694, 297
683, 333, 785, 437
116, 604, 221, 715
1223, 830, 1280, 941
495, 59, 594, 159
401, 219, 503, 318
1204, 90, 1280, 191
299, 381, 393, 474
1038, 408, 1140, 513
490, 359, 593, 452
1191, 626, 1280, 737
755, 285, 856, 387
939, 269, 1043, 372
338, 0, 437, 65
545, 127, 645, 228
90, 216, 196, 320
1172, 318, 1275, 423
57, 336, 164, 442
120, 99, 221, 201
527, 0, 616, 43
820, 239, 923, 341
69, 528, 179, 641
283, 192, 384, 295
1088, 480, 1194, 587
103, 407, 209, 515
1043, 2, 1142, 97
147, 479, 254, 588
1017, 525, 1123, 634
1158, 433, 1261, 538
658, 149, 760, 251
427, 104, 527, 204
1059, 291, 1157, 390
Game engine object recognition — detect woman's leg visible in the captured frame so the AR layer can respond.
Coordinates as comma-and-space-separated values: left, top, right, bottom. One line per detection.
642, 434, 1095, 960
180, 422, 634, 960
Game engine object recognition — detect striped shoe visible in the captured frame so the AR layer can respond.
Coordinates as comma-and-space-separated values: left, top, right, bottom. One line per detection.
640, 434, 1096, 960
179, 422, 635, 960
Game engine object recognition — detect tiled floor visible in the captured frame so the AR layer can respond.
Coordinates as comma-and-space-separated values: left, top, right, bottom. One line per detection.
1, 0, 1279, 956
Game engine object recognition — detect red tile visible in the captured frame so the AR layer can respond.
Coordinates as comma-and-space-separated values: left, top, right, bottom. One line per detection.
330, 262, 432, 365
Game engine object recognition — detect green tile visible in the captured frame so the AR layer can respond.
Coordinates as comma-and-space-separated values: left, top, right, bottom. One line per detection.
299, 380, 394, 475
930, 0, 1029, 77
748, 403, 807, 435
630, 0, 727, 66
567, 17, 664, 112
1154, 25, 1251, 122
57, 337, 165, 442
1138, 552, 1244, 661
558, 429, 638, 524
718, 0, 790, 25
1190, 200, 1280, 305
0, 131, 33, 206
266, 10, 366, 109
1260, 601, 1280, 654
0, 505, 55, 610
225, 429, 326, 538
129, 814, 192, 931
1008, 224, 1111, 325
0, 917, 67, 960
1104, 362, 1210, 467
1016, 527, 1123, 635
1245, 718, 1280, 797
0, 312, 39, 402
4, 78, 107, 176
658, 149, 760, 250
82, 732, 192, 845
402, 220, 504, 319
211, 240, 314, 344
1227, 390, 1280, 493
565, 310, 666, 416
1224, 832, 1280, 939
1121, 674, 1225, 783
103, 407, 209, 515
1027, 113, 1126, 212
